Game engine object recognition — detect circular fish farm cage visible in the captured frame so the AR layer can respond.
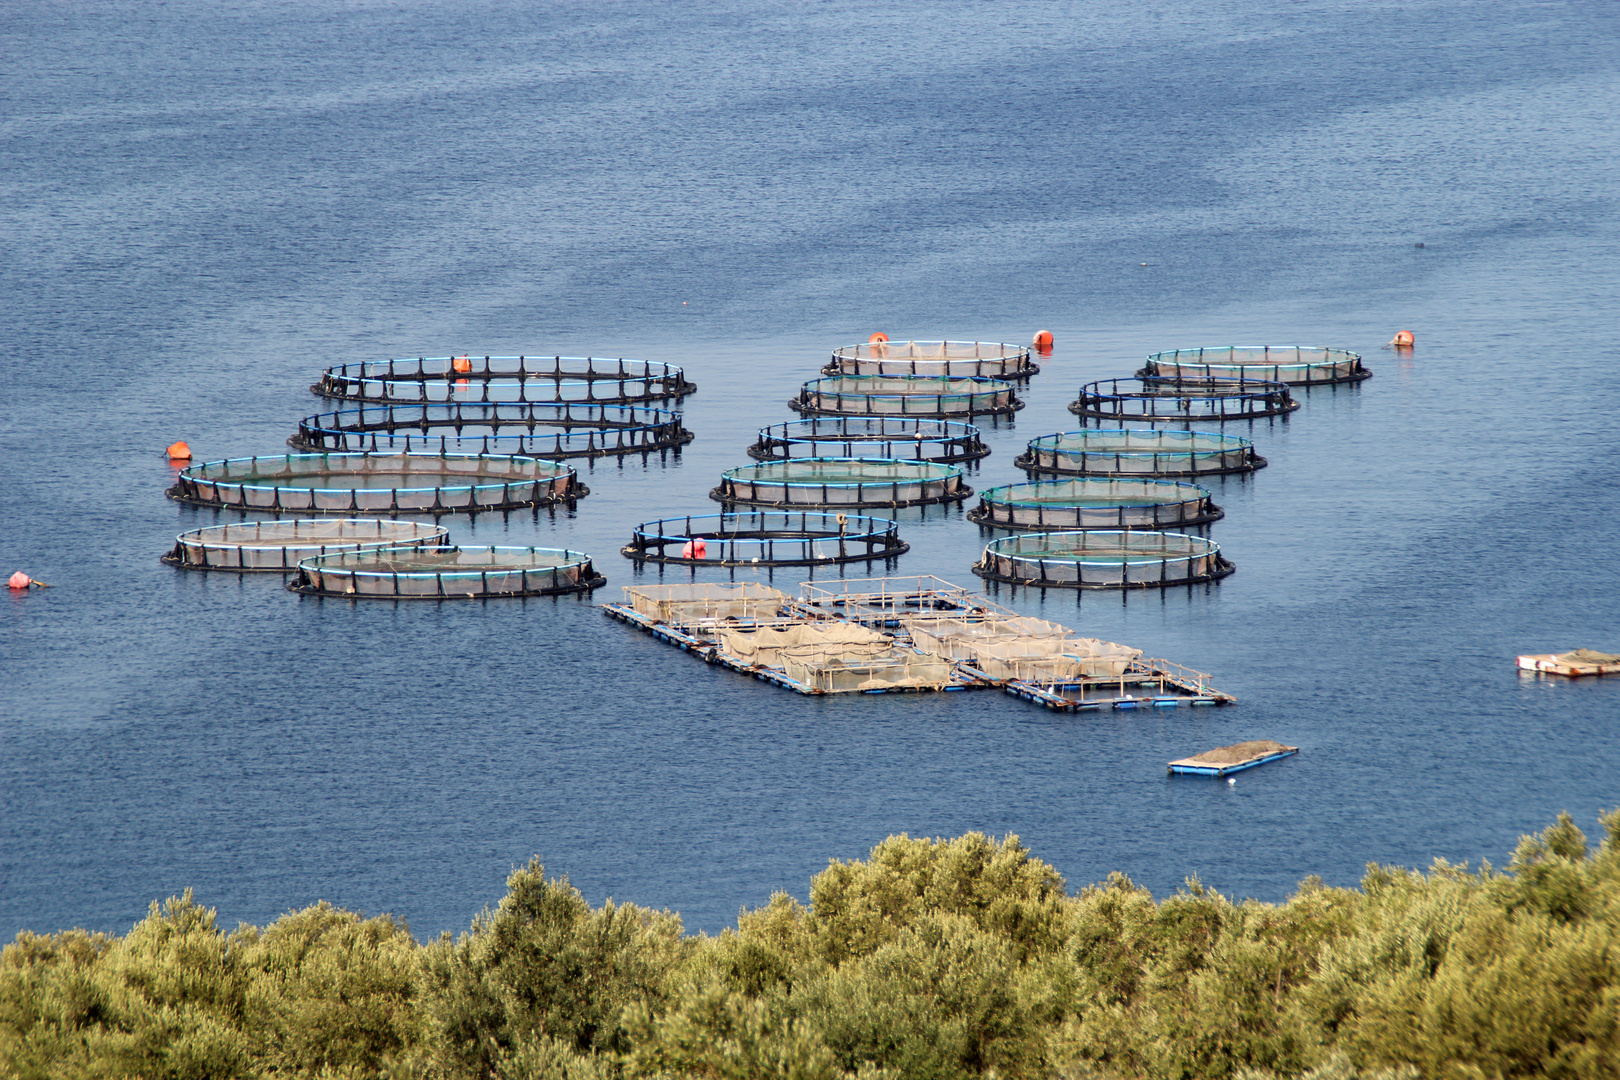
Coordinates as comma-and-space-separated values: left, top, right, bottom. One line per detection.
1139, 346, 1369, 386
622, 511, 908, 566
290, 402, 692, 459
1016, 429, 1266, 478
712, 458, 970, 509
791, 375, 1022, 419
967, 479, 1222, 531
165, 518, 449, 571
1068, 377, 1297, 423
290, 545, 605, 599
824, 340, 1037, 380
168, 453, 583, 515
313, 356, 694, 405
974, 531, 1235, 590
748, 418, 988, 464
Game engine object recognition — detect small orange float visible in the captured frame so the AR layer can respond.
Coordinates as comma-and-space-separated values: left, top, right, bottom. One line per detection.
166, 441, 192, 460
1390, 330, 1415, 347
1033, 330, 1054, 348
451, 354, 473, 373
8, 571, 31, 590
680, 538, 708, 559
868, 332, 889, 344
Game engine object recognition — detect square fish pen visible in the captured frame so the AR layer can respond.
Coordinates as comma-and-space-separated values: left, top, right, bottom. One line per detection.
796, 575, 1001, 625
166, 518, 449, 571
712, 458, 969, 509
1068, 378, 1297, 423
1140, 346, 1369, 386
791, 375, 1022, 418
748, 418, 989, 464
315, 355, 695, 404
289, 545, 605, 598
1016, 429, 1266, 478
620, 582, 791, 627
967, 478, 1221, 531
168, 453, 583, 515
975, 531, 1235, 589
824, 340, 1038, 380
290, 402, 691, 459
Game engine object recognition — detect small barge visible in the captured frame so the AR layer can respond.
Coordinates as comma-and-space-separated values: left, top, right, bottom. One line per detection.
1516, 650, 1620, 677
1169, 740, 1298, 777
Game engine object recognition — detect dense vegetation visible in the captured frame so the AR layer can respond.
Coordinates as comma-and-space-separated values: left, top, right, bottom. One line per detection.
4, 812, 1618, 1079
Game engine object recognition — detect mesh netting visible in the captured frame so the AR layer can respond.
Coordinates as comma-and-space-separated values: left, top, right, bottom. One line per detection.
622, 511, 907, 566
1016, 428, 1265, 477
314, 356, 694, 405
712, 458, 969, 508
1140, 346, 1368, 386
290, 545, 604, 598
621, 582, 790, 624
825, 340, 1037, 380
968, 478, 1220, 531
901, 614, 1142, 679
290, 402, 691, 459
748, 418, 988, 464
975, 530, 1234, 589
166, 518, 449, 571
778, 646, 956, 693
1069, 378, 1297, 423
717, 622, 890, 669
168, 452, 582, 514
791, 375, 1022, 418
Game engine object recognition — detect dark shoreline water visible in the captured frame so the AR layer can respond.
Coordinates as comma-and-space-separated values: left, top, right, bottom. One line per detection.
3, 0, 1618, 939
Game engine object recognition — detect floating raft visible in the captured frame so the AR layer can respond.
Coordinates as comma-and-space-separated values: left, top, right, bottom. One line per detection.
603, 576, 1234, 709
1516, 650, 1620, 677
1169, 740, 1298, 776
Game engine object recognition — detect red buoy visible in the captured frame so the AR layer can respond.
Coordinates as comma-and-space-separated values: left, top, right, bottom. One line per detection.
1033, 330, 1054, 349
166, 441, 192, 460
451, 354, 473, 373
1391, 330, 1415, 347
680, 539, 708, 559
868, 332, 889, 344
8, 571, 31, 590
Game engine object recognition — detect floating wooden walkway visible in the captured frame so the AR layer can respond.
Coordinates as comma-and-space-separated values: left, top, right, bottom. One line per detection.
603, 576, 1234, 710
1517, 650, 1620, 677
1168, 740, 1298, 776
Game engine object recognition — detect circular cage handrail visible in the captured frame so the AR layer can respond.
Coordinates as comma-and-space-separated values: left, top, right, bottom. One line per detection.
712, 457, 971, 509
1068, 377, 1297, 423
824, 340, 1038, 380
1015, 428, 1266, 478
290, 544, 606, 598
622, 511, 908, 566
973, 530, 1235, 590
791, 375, 1022, 419
165, 518, 450, 571
167, 452, 584, 515
1138, 345, 1369, 386
968, 478, 1222, 531
748, 417, 989, 464
290, 402, 693, 459
314, 355, 694, 405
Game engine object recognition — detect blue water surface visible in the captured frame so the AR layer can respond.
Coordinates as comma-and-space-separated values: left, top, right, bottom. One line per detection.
3, 0, 1618, 938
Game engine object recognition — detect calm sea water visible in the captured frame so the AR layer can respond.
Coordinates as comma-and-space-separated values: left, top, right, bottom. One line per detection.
4, 0, 1618, 939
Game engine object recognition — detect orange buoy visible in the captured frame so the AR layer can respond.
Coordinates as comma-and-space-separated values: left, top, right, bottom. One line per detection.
1390, 330, 1415, 347
166, 441, 192, 460
8, 571, 31, 590
868, 332, 889, 344
1033, 330, 1054, 349
680, 539, 708, 559
451, 354, 473, 373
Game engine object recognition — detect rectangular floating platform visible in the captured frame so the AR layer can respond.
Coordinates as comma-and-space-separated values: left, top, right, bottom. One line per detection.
1517, 651, 1620, 677
1168, 741, 1298, 777
603, 577, 1235, 708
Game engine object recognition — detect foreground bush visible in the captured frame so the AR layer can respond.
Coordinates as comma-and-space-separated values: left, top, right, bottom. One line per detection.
3, 814, 1617, 1078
